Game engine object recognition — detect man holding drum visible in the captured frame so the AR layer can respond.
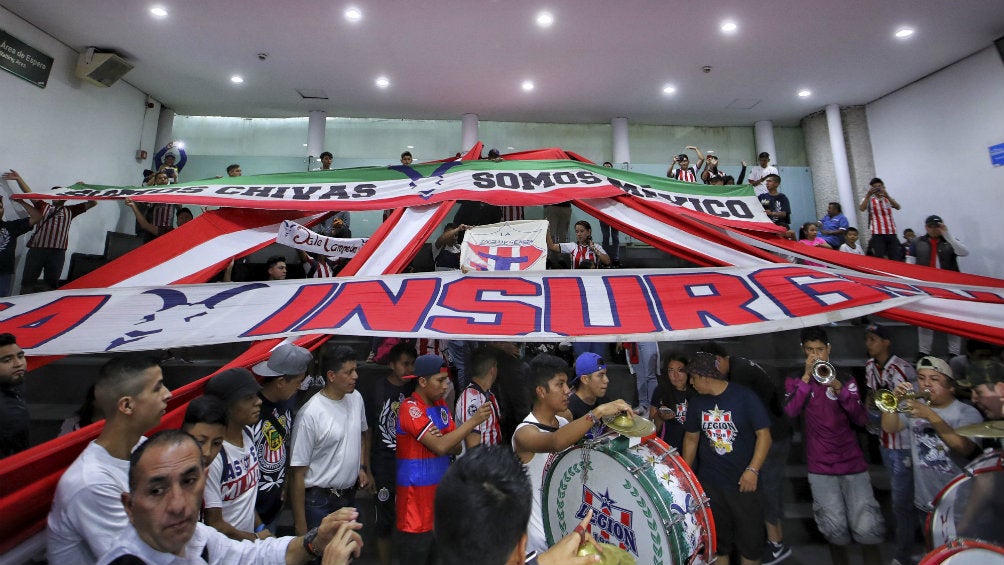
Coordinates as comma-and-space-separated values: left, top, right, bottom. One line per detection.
513, 354, 632, 555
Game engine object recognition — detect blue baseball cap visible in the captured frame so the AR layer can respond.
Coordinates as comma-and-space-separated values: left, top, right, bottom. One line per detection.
405, 354, 447, 379
573, 352, 605, 384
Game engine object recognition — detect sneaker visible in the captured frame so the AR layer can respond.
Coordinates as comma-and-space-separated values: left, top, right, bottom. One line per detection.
762, 541, 791, 565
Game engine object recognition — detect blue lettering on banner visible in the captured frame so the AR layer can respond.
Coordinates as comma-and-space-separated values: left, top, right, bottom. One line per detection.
989, 142, 1004, 167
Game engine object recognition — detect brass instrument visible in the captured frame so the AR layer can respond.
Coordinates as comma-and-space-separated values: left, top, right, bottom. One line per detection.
874, 388, 931, 413
811, 360, 836, 384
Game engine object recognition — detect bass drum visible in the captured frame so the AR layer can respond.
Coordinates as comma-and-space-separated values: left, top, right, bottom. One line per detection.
542, 434, 715, 565
920, 539, 1004, 564
926, 449, 1004, 549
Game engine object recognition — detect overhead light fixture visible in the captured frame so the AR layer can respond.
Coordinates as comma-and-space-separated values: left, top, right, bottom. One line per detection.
536, 11, 554, 28
662, 84, 677, 95
894, 27, 915, 39
175, 141, 185, 149
149, 6, 168, 18
344, 6, 362, 22
230, 75, 244, 84
406, 145, 414, 149
303, 144, 308, 147
797, 89, 812, 97
521, 80, 535, 92
720, 21, 738, 33
375, 76, 390, 88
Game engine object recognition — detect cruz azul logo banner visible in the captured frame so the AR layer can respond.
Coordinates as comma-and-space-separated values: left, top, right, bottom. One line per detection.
17, 160, 775, 228
0, 264, 976, 356
460, 220, 548, 271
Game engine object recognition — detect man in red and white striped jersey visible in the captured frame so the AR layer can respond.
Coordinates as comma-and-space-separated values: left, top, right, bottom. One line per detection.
3, 170, 96, 292
454, 347, 502, 451
863, 323, 917, 565
858, 178, 902, 260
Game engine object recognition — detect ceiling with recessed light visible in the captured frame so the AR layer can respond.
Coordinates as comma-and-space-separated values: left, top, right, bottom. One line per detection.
3, 0, 1003, 126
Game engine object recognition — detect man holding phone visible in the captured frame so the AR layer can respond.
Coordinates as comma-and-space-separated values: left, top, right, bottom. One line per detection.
907, 214, 969, 356
858, 178, 902, 260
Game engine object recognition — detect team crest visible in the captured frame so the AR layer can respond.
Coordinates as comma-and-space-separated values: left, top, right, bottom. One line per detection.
408, 404, 422, 419
575, 485, 638, 555
701, 404, 738, 455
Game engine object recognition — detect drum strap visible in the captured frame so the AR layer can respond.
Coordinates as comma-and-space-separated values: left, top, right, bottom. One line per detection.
524, 420, 559, 433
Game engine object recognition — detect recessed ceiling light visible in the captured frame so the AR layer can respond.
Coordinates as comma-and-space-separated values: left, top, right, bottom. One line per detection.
662, 84, 677, 95
797, 89, 812, 97
521, 80, 535, 92
175, 141, 185, 149
230, 75, 244, 84
720, 21, 738, 33
536, 11, 554, 28
375, 76, 390, 88
149, 6, 168, 18
894, 27, 915, 39
303, 144, 308, 147
406, 145, 414, 149
344, 6, 362, 22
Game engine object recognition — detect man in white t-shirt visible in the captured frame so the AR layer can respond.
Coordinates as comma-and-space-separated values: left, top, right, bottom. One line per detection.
748, 152, 779, 197
290, 345, 370, 535
47, 354, 173, 565
202, 368, 266, 541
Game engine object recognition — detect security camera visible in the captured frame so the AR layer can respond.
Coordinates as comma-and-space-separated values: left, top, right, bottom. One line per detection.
702, 65, 712, 74
257, 53, 269, 61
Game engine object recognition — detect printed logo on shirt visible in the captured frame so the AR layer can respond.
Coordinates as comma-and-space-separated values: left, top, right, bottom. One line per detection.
221, 453, 259, 501
378, 397, 403, 451
912, 422, 953, 474
408, 404, 422, 419
675, 401, 688, 424
701, 404, 738, 455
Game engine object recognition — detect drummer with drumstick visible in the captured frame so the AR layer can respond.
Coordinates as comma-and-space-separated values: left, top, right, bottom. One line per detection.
513, 354, 633, 556
880, 357, 982, 515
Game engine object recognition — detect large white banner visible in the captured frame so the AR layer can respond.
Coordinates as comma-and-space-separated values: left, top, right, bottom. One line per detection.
0, 265, 958, 355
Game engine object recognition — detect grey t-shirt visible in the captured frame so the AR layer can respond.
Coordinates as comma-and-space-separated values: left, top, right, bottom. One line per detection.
903, 400, 982, 509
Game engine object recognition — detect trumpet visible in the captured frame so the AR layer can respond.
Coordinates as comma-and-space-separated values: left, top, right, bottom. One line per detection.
811, 360, 836, 384
874, 388, 931, 413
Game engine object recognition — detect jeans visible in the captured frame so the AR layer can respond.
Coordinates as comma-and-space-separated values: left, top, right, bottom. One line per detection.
880, 446, 916, 564
23, 247, 66, 290
600, 221, 619, 260
304, 486, 357, 531
630, 341, 659, 410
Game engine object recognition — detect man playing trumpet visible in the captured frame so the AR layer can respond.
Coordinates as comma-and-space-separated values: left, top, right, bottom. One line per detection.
784, 327, 884, 565
881, 356, 982, 515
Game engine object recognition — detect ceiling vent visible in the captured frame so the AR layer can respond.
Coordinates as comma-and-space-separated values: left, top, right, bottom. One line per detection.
297, 89, 329, 100
75, 48, 133, 87
726, 98, 761, 110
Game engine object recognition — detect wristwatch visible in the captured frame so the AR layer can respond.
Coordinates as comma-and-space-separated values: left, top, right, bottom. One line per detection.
302, 527, 322, 558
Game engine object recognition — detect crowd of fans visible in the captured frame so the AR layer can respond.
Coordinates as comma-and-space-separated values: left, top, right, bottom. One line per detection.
0, 145, 999, 565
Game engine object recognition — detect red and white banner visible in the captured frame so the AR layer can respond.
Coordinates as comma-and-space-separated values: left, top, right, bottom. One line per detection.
275, 220, 367, 259
14, 264, 1004, 355
460, 220, 548, 271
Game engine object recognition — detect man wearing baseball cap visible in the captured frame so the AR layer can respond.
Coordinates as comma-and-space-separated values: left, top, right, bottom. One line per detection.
960, 359, 1004, 419
683, 352, 771, 565
250, 343, 313, 532
202, 368, 267, 541
906, 214, 970, 359
563, 352, 610, 421
396, 354, 492, 565
881, 356, 982, 515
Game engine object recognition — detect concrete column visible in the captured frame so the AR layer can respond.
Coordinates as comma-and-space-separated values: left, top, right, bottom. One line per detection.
153, 107, 175, 153
754, 120, 778, 164
825, 104, 856, 222
307, 110, 326, 167
611, 117, 630, 166
461, 113, 479, 152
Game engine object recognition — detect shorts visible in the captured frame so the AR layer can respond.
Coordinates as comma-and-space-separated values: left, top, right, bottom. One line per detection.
807, 471, 885, 545
372, 476, 397, 538
759, 436, 790, 523
704, 482, 765, 559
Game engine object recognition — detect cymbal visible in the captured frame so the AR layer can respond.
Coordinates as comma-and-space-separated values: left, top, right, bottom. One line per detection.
578, 542, 637, 565
955, 420, 1004, 438
602, 413, 656, 438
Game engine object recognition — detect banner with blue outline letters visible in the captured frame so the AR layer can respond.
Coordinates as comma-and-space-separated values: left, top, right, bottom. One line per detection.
0, 264, 975, 356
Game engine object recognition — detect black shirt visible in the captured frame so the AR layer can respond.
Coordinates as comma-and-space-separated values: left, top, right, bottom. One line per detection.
0, 384, 29, 458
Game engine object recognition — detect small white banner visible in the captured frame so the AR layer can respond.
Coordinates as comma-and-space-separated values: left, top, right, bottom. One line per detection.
277, 220, 367, 258
460, 220, 549, 271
